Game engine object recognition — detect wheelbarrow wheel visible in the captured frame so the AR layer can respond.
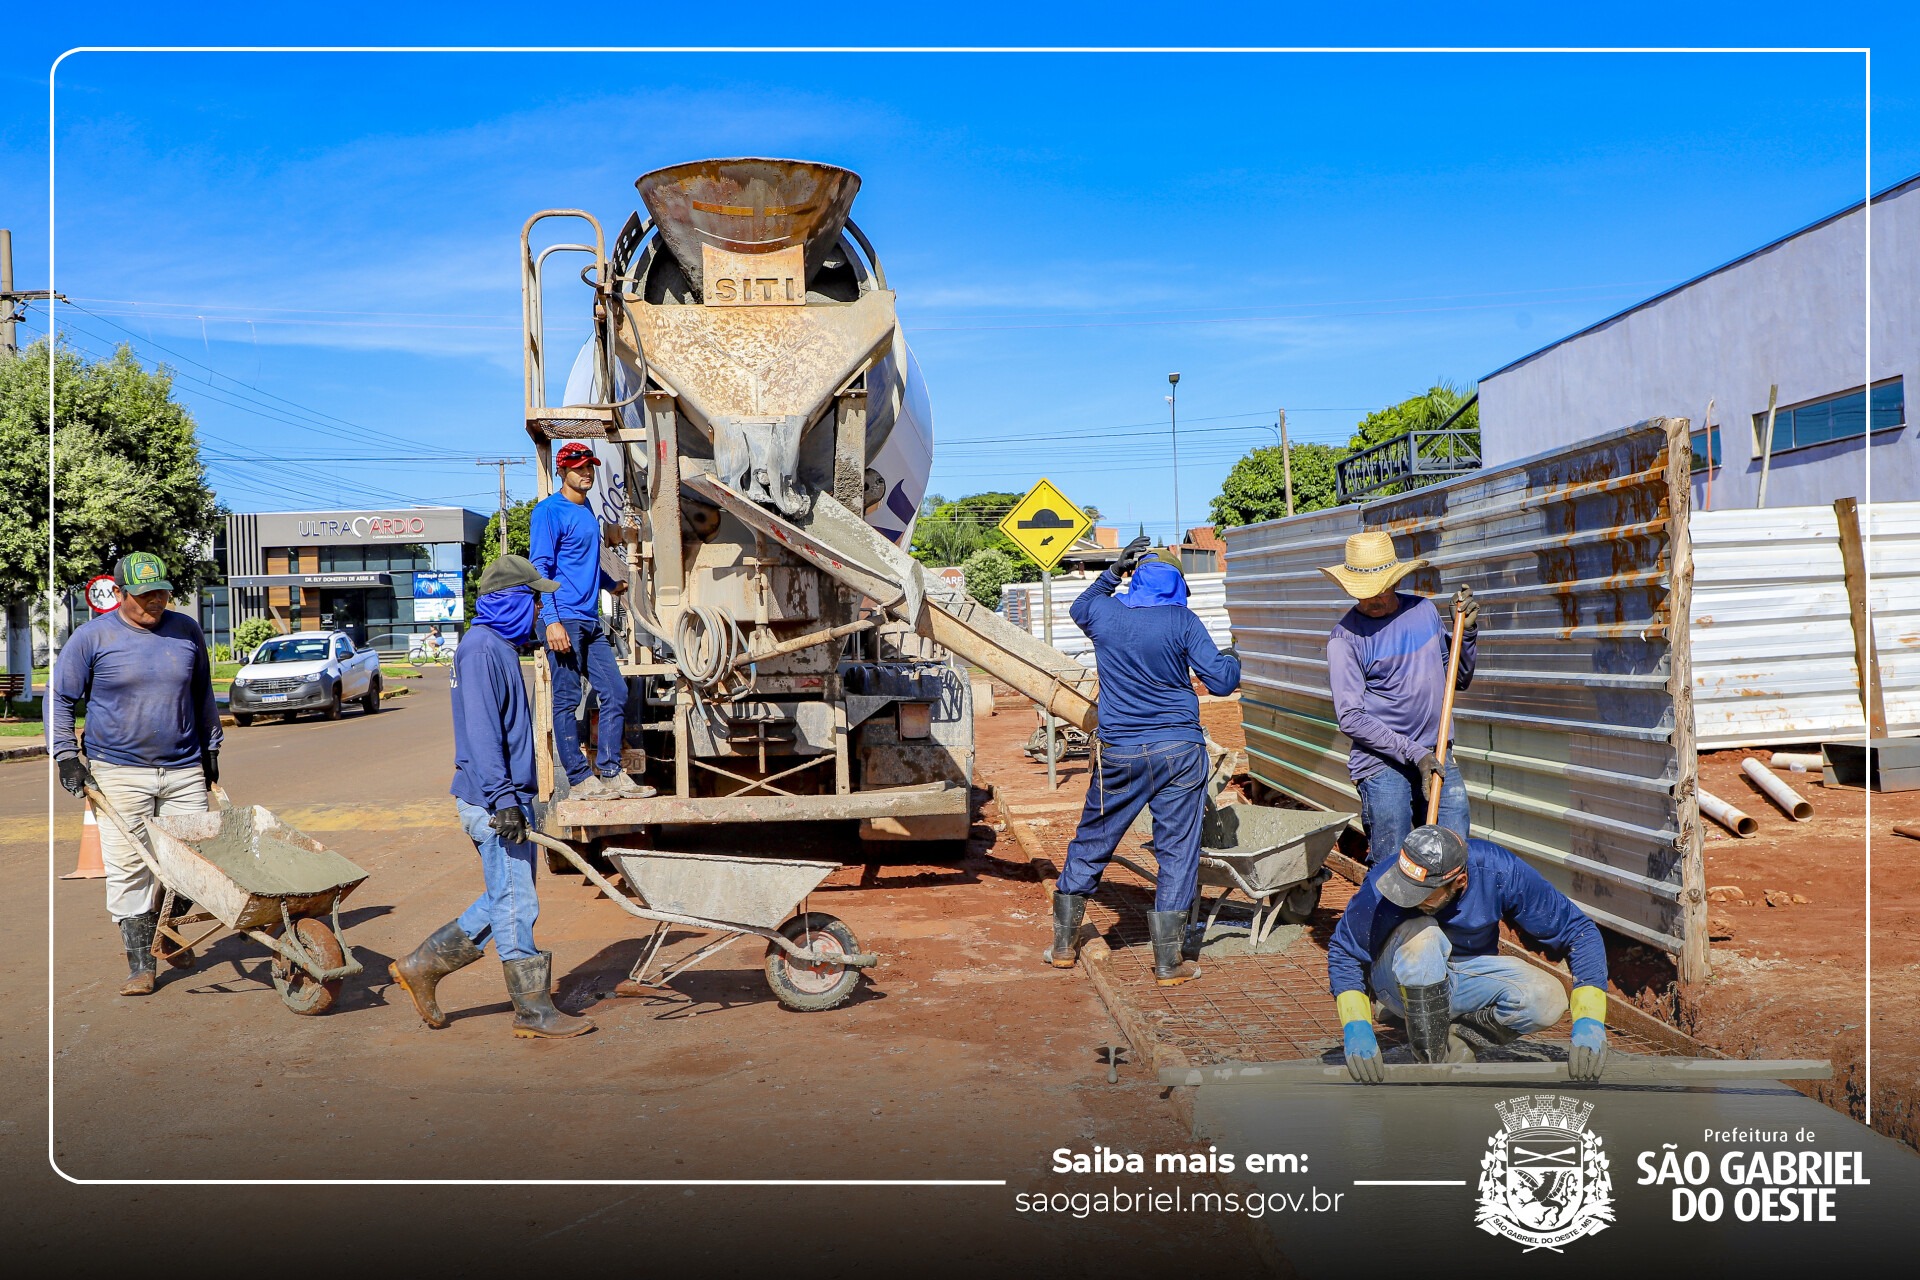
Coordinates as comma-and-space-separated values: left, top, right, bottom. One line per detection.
272, 917, 345, 1016
764, 913, 862, 1013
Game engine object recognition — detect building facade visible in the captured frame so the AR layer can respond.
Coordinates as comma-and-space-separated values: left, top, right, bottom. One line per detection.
1479, 174, 1916, 509
205, 507, 487, 649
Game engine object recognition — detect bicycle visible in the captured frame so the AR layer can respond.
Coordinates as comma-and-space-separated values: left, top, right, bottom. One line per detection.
408, 642, 453, 668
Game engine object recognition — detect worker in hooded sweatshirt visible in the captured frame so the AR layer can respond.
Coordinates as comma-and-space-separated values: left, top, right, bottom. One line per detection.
1042, 537, 1240, 986
1328, 824, 1609, 1083
389, 555, 594, 1039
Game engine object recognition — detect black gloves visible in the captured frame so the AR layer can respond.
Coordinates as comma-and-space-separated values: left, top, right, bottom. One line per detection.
1415, 751, 1441, 795
1117, 535, 1153, 573
202, 751, 220, 787
58, 756, 91, 798
490, 805, 529, 844
1452, 584, 1479, 634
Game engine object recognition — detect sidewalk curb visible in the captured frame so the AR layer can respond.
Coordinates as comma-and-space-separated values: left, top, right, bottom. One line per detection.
1, 742, 48, 763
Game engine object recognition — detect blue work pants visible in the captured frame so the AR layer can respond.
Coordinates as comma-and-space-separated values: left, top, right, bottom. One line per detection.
547, 617, 626, 784
1356, 757, 1469, 866
1369, 916, 1569, 1034
453, 798, 540, 962
1057, 740, 1209, 913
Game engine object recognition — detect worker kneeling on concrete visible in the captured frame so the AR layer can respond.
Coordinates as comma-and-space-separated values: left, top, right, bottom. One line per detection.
1045, 538, 1240, 986
390, 555, 594, 1039
1328, 825, 1609, 1083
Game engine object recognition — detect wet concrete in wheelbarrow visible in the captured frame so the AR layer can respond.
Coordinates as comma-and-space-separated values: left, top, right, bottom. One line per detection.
7, 669, 1265, 1274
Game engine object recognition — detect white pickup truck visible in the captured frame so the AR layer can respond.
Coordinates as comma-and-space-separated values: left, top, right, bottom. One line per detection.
228, 630, 383, 726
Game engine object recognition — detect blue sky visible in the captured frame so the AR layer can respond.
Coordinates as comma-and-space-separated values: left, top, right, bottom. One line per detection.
3, 5, 1913, 540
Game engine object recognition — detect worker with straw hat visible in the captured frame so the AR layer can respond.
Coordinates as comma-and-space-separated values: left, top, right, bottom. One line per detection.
1322, 530, 1476, 867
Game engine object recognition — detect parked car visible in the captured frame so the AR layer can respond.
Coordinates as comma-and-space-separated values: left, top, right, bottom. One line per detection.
228, 630, 382, 726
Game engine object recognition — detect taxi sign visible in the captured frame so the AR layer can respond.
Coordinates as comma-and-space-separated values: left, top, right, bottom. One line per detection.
997, 479, 1093, 572
85, 574, 119, 614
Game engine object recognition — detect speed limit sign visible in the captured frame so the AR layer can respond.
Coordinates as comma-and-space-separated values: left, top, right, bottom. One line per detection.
86, 574, 119, 615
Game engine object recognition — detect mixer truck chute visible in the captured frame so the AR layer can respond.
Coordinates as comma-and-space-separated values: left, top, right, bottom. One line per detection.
519, 158, 1097, 846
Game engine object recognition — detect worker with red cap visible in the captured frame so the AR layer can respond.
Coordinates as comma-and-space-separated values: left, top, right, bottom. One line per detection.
530, 441, 650, 800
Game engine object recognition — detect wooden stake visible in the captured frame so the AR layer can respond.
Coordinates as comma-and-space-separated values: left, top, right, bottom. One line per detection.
1833, 497, 1888, 737
1426, 601, 1467, 824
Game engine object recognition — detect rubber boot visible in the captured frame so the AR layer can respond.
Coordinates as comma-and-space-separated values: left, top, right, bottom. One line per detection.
1453, 1004, 1521, 1055
1401, 980, 1474, 1063
389, 920, 485, 1029
1147, 910, 1203, 986
503, 952, 595, 1039
119, 910, 158, 996
1042, 892, 1087, 968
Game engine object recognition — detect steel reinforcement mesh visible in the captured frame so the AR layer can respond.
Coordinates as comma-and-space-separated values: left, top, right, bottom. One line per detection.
1082, 857, 1674, 1066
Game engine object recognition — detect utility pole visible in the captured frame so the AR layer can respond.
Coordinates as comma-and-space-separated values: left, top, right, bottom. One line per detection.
1278, 407, 1295, 517
1167, 372, 1181, 559
2, 230, 65, 681
477, 458, 529, 553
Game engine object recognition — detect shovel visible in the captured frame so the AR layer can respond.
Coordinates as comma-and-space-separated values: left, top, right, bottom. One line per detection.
1425, 598, 1468, 824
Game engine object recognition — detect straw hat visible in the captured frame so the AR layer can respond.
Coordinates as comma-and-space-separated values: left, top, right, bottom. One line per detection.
1320, 531, 1428, 600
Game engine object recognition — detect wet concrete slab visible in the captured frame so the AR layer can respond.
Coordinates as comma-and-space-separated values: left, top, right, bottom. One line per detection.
1195, 1077, 1920, 1274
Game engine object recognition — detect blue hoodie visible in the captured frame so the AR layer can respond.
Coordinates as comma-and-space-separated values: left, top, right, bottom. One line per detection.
1070, 565, 1240, 745
449, 592, 537, 813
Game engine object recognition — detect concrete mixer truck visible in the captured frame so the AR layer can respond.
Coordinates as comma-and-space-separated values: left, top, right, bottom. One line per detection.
519, 158, 1098, 851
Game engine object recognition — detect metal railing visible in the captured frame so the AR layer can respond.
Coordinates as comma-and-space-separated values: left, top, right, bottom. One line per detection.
1334, 426, 1483, 503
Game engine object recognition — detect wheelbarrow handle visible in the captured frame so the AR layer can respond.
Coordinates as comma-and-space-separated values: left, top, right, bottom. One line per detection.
79, 778, 168, 881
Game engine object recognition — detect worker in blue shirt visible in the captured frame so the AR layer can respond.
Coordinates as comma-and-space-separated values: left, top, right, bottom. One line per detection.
1044, 537, 1240, 986
530, 441, 648, 800
1328, 825, 1609, 1082
390, 555, 594, 1039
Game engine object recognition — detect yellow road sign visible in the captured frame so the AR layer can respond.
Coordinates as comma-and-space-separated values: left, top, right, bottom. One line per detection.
998, 478, 1093, 572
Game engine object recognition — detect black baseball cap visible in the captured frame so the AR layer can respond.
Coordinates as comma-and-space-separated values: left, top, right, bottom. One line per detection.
1377, 825, 1470, 907
476, 554, 559, 595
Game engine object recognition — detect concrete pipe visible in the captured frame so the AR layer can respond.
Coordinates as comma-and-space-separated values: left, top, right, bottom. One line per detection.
1742, 758, 1814, 821
1770, 752, 1823, 773
1698, 787, 1759, 837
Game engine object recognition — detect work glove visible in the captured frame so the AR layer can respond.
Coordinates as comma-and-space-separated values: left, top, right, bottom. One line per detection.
1415, 750, 1441, 796
489, 805, 529, 845
1337, 991, 1385, 1084
58, 755, 91, 798
1567, 986, 1609, 1082
202, 751, 220, 787
1452, 584, 1479, 634
1117, 535, 1153, 574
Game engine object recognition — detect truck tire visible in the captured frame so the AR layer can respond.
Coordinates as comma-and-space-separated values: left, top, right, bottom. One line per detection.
323, 685, 343, 721
362, 675, 381, 714
233, 713, 254, 727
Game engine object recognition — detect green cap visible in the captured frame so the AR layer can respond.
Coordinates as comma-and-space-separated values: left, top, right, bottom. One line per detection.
113, 552, 173, 594
477, 554, 560, 595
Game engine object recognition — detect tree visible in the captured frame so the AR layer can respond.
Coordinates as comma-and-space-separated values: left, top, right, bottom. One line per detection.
0, 339, 223, 608
1349, 381, 1479, 452
1210, 443, 1343, 528
233, 616, 276, 656
961, 547, 1016, 608
909, 491, 1040, 581
466, 498, 536, 618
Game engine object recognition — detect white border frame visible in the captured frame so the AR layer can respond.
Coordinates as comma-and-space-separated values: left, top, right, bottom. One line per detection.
43, 42, 1875, 1188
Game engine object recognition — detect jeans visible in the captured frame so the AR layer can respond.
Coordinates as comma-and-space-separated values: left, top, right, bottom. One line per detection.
1369, 915, 1568, 1034
1057, 740, 1209, 913
1355, 757, 1469, 865
547, 617, 626, 785
453, 798, 540, 962
89, 762, 208, 921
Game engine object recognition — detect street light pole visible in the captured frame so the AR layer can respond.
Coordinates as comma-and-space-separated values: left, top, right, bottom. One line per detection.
1277, 407, 1294, 517
1167, 372, 1181, 557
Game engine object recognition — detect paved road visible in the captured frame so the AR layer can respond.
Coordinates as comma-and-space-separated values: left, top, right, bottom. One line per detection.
0, 670, 1264, 1273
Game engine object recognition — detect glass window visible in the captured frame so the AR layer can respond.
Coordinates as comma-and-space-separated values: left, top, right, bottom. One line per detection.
1756, 378, 1905, 454
322, 545, 365, 572
431, 542, 465, 571
1689, 425, 1722, 472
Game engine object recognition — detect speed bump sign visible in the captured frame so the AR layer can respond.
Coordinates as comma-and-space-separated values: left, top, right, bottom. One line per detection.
998, 479, 1093, 572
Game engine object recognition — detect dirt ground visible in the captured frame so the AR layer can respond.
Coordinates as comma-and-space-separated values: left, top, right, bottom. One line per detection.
0, 670, 1265, 1274
1183, 699, 1920, 1151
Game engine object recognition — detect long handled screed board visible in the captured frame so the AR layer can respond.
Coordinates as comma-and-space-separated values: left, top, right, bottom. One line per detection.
1425, 598, 1468, 823
1159, 1058, 1833, 1087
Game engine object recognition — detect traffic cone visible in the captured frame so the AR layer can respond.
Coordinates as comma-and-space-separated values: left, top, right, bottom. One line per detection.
61, 797, 107, 880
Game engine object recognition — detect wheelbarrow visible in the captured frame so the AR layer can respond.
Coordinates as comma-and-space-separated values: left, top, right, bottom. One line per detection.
526, 831, 877, 1013
1187, 805, 1353, 948
83, 776, 368, 1015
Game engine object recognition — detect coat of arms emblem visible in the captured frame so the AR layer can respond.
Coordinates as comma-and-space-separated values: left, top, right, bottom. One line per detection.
1475, 1094, 1614, 1251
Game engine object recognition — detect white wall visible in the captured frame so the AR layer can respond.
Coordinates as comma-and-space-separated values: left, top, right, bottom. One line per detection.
1481, 179, 1917, 509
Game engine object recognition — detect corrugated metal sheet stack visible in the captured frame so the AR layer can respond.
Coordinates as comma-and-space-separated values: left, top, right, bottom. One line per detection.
998, 571, 1233, 667
1223, 421, 1703, 973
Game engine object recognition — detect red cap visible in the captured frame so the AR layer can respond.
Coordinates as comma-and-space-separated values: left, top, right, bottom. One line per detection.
555, 442, 602, 469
